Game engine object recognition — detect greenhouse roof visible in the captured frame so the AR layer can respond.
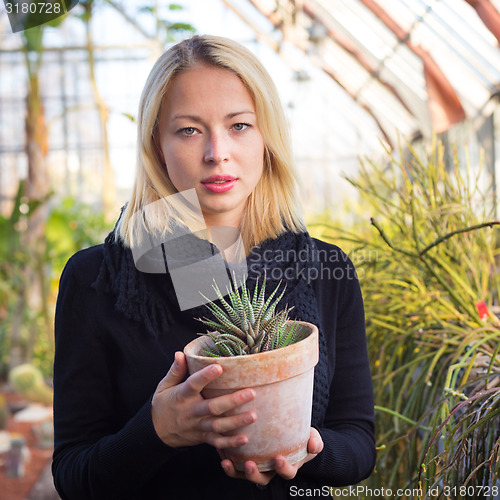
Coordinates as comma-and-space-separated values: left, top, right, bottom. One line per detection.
1, 0, 499, 213
227, 0, 500, 147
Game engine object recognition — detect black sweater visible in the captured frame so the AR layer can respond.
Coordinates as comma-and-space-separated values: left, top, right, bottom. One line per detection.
52, 238, 376, 500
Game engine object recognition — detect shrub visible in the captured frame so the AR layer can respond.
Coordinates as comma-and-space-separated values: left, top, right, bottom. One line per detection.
310, 140, 500, 497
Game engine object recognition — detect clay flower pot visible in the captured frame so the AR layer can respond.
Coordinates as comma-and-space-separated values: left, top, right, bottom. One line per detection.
183, 321, 319, 472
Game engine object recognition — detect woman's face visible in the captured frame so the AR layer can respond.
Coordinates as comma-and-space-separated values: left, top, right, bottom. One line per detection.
157, 64, 265, 228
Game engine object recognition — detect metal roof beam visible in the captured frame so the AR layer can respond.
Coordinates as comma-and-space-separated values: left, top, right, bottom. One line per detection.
359, 0, 466, 133
302, 0, 415, 116
464, 0, 500, 44
219, 0, 280, 52
245, 0, 395, 146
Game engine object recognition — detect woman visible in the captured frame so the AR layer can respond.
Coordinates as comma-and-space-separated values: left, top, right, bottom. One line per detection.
52, 35, 376, 500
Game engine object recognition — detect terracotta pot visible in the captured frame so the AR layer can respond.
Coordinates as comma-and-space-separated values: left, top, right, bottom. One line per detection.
183, 321, 319, 472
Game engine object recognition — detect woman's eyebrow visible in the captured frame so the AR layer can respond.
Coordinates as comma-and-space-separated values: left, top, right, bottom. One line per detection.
171, 114, 202, 122
171, 110, 255, 122
226, 110, 255, 119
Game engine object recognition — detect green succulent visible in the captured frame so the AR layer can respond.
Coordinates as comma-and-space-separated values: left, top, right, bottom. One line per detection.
197, 273, 303, 357
8, 363, 53, 406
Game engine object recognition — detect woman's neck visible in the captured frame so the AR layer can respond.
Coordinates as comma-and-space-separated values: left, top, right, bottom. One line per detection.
206, 225, 246, 265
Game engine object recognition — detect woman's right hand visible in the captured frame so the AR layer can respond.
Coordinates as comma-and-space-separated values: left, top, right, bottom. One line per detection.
151, 351, 257, 449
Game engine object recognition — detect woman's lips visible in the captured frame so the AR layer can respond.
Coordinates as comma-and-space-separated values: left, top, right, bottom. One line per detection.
202, 180, 238, 193
201, 176, 238, 193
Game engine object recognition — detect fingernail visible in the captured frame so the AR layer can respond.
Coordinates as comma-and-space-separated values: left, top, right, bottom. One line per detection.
243, 412, 255, 424
237, 436, 247, 446
242, 389, 254, 401
275, 457, 285, 468
210, 365, 221, 375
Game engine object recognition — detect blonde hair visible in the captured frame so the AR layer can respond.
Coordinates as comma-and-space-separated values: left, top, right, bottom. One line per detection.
117, 35, 305, 253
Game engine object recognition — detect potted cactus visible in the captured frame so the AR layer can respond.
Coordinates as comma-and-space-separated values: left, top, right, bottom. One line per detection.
183, 275, 319, 472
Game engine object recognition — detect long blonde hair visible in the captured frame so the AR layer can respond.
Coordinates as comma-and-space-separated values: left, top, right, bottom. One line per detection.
117, 35, 305, 253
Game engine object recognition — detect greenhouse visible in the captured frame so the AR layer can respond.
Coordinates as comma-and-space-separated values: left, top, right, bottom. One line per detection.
0, 1, 499, 499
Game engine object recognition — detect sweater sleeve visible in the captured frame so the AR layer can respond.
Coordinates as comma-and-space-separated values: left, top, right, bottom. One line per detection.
52, 254, 182, 500
297, 242, 376, 486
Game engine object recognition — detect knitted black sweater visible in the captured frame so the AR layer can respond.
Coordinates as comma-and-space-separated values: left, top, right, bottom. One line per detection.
52, 235, 375, 500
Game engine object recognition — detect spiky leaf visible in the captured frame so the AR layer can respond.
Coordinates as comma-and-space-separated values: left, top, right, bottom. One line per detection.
197, 273, 304, 357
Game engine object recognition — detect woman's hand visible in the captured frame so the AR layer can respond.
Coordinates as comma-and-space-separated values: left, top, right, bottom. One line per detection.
151, 351, 257, 449
220, 427, 324, 486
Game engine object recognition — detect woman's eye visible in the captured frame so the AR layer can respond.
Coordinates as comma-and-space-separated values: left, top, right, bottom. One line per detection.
181, 127, 197, 136
232, 123, 250, 131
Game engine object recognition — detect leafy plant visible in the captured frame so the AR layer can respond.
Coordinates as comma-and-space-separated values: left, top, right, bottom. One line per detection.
310, 139, 500, 497
197, 274, 302, 357
0, 189, 109, 380
8, 363, 53, 406
46, 196, 108, 273
0, 181, 51, 380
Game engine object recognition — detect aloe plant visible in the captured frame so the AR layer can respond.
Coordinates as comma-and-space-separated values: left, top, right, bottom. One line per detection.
198, 275, 302, 357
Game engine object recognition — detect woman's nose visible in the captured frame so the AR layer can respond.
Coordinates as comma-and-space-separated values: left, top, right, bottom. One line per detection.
204, 132, 230, 164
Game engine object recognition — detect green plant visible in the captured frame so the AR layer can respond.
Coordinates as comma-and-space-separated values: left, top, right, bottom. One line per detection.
310, 139, 500, 497
0, 189, 109, 380
197, 275, 302, 357
0, 181, 51, 379
46, 197, 108, 272
8, 363, 53, 406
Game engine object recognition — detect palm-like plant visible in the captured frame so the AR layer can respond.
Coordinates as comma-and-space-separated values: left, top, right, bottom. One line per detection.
198, 274, 302, 357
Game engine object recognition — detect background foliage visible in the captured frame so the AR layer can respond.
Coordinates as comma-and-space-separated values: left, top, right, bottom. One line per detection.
0, 189, 109, 379
310, 140, 500, 498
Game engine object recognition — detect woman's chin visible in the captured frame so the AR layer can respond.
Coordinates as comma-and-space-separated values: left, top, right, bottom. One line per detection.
201, 204, 245, 227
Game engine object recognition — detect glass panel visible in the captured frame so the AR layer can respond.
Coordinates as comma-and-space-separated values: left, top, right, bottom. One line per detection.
315, 0, 400, 59
372, 0, 421, 31
429, 0, 500, 83
360, 79, 420, 135
321, 39, 372, 93
310, 0, 428, 140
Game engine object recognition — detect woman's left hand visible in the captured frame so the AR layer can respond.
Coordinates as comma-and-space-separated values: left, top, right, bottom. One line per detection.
220, 427, 323, 486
